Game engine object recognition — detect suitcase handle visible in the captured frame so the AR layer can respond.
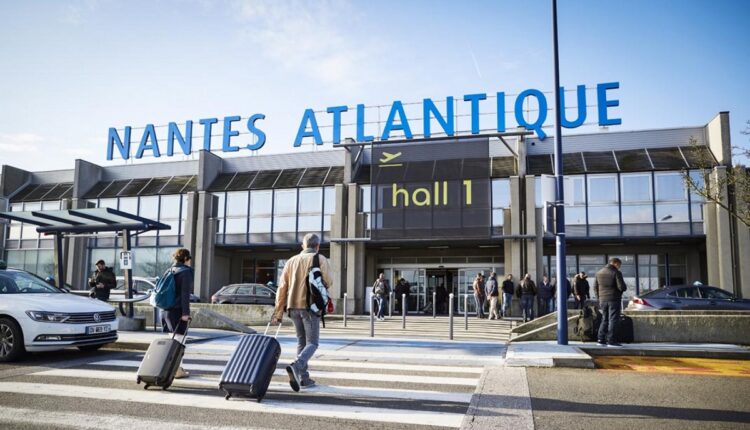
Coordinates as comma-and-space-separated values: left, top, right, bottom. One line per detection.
264, 320, 282, 338
171, 317, 191, 345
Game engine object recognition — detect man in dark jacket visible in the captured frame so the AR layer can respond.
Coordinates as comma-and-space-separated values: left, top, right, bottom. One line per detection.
501, 274, 514, 318
537, 275, 554, 316
515, 274, 537, 322
593, 258, 627, 347
573, 272, 591, 309
88, 260, 116, 301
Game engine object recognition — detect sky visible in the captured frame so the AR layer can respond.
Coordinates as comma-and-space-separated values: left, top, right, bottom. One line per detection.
0, 0, 748, 171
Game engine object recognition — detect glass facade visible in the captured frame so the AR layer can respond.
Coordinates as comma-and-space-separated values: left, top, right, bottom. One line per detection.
4, 200, 61, 278
215, 186, 335, 245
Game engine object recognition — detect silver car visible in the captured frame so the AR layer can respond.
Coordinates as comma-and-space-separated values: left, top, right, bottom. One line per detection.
628, 285, 750, 311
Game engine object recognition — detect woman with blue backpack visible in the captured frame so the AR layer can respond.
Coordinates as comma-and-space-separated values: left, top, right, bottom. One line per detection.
160, 248, 194, 379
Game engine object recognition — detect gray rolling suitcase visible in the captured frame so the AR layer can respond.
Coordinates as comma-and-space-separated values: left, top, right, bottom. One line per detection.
136, 320, 190, 390
219, 323, 282, 402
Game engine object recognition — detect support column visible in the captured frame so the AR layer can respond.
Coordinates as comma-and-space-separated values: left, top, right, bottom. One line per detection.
329, 184, 347, 312
705, 168, 735, 292
194, 191, 217, 300
345, 184, 365, 313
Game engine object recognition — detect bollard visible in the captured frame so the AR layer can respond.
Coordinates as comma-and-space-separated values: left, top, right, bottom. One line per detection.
433, 292, 436, 318
402, 293, 406, 329
370, 297, 375, 337
389, 291, 393, 318
153, 306, 159, 332
343, 293, 348, 328
464, 294, 469, 330
449, 293, 454, 340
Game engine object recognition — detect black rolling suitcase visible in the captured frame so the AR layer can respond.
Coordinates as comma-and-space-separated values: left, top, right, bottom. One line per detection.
136, 320, 190, 390
219, 322, 282, 402
615, 314, 634, 343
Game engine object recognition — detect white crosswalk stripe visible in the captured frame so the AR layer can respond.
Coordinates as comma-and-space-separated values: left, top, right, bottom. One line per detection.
1, 336, 504, 429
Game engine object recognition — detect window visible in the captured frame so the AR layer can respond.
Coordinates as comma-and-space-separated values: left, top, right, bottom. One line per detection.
299, 188, 322, 213
226, 192, 249, 217
256, 286, 274, 297
588, 175, 618, 204
587, 206, 619, 224
621, 205, 653, 223
119, 197, 138, 214
655, 173, 686, 201
250, 191, 272, 216
565, 176, 585, 205
139, 196, 159, 220
621, 174, 651, 202
274, 190, 297, 215
236, 286, 252, 296
701, 287, 733, 300
668, 287, 699, 299
492, 179, 511, 208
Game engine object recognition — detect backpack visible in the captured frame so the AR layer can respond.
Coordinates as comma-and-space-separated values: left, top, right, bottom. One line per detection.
573, 305, 602, 342
307, 254, 329, 317
150, 266, 186, 310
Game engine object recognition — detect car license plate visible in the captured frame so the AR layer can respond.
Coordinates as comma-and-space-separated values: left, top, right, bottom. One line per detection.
86, 325, 110, 335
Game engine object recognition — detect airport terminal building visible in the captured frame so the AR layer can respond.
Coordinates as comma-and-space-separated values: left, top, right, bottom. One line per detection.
1, 112, 748, 314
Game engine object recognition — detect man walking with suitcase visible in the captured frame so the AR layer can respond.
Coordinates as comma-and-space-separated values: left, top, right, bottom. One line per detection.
272, 233, 333, 391
593, 257, 627, 347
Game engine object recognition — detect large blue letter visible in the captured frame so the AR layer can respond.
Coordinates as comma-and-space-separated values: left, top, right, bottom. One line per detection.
199, 117, 218, 151
463, 93, 487, 134
294, 109, 323, 147
560, 85, 587, 128
381, 100, 413, 140
246, 114, 266, 151
496, 92, 506, 132
167, 121, 193, 156
514, 89, 548, 139
222, 116, 241, 152
597, 82, 621, 126
327, 105, 348, 145
423, 97, 454, 138
135, 124, 161, 159
356, 104, 374, 142
107, 127, 131, 160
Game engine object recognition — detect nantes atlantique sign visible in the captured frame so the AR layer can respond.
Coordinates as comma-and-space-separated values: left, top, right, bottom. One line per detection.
106, 82, 621, 161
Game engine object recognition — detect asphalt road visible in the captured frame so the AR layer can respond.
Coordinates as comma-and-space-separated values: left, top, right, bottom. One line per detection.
527, 367, 750, 430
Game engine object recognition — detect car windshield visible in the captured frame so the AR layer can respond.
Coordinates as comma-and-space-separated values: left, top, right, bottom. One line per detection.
0, 271, 61, 294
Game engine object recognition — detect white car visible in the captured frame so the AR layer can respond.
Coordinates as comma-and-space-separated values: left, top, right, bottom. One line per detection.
0, 264, 118, 362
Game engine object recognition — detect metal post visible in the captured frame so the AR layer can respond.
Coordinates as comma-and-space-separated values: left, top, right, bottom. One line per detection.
369, 297, 375, 338
402, 293, 406, 329
389, 291, 393, 318
464, 294, 469, 331
121, 229, 134, 318
552, 0, 568, 345
448, 293, 454, 340
433, 291, 436, 318
54, 233, 65, 289
343, 293, 348, 328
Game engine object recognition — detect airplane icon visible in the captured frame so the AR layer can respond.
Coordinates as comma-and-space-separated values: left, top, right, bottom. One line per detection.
379, 152, 402, 164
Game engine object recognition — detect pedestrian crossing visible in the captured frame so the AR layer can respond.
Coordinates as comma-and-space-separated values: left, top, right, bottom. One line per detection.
0, 336, 505, 430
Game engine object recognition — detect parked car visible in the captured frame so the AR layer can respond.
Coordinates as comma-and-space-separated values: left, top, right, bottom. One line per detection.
628, 285, 750, 311
0, 262, 118, 362
116, 276, 200, 302
211, 283, 276, 305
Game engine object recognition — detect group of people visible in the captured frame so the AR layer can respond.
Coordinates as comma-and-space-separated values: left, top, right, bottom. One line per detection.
472, 272, 550, 322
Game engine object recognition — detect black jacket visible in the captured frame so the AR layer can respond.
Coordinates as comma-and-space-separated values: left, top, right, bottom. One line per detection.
89, 267, 116, 301
501, 280, 514, 294
515, 279, 536, 298
593, 264, 627, 301
172, 264, 194, 316
574, 277, 591, 299
537, 281, 554, 300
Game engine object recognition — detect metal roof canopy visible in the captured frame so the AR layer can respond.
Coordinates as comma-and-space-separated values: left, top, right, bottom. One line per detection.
0, 207, 170, 235
0, 208, 169, 319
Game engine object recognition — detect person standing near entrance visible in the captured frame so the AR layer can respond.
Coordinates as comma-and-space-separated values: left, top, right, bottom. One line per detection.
472, 273, 486, 319
485, 272, 500, 320
394, 278, 407, 314
593, 257, 627, 347
516, 274, 537, 322
537, 275, 554, 316
272, 233, 333, 391
88, 259, 116, 301
574, 271, 591, 309
501, 274, 514, 318
372, 273, 390, 321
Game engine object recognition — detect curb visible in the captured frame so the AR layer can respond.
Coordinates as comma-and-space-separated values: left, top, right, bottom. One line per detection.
582, 347, 750, 360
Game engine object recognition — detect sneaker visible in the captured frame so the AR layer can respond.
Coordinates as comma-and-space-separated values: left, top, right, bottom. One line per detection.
286, 364, 301, 392
596, 341, 607, 347
300, 378, 316, 389
607, 342, 623, 347
174, 367, 190, 379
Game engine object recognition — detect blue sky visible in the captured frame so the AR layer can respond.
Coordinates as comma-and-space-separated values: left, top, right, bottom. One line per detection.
0, 0, 748, 170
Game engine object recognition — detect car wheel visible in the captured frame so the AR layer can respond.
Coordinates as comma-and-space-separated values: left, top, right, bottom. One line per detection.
78, 344, 105, 352
0, 317, 26, 363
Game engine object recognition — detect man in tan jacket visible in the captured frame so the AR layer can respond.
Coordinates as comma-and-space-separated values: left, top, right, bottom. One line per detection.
272, 233, 333, 391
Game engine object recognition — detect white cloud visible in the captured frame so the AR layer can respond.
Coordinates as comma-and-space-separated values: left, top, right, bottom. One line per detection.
0, 133, 43, 153
232, 0, 376, 89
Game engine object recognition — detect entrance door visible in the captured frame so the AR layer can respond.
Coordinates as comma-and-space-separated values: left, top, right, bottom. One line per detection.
392, 268, 425, 313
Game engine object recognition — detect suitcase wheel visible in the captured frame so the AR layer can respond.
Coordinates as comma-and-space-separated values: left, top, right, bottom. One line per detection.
256, 397, 263, 403
143, 384, 150, 390
162, 384, 170, 391
136, 377, 141, 385
225, 394, 231, 400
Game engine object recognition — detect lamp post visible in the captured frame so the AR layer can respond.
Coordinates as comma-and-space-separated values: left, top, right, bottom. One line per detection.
552, 0, 568, 345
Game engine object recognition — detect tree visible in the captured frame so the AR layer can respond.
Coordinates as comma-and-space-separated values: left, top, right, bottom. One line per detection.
682, 134, 750, 228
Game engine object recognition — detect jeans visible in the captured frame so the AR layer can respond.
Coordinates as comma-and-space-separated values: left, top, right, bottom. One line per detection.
537, 297, 550, 316
598, 300, 622, 344
474, 295, 486, 318
547, 297, 556, 313
521, 295, 534, 321
289, 309, 320, 381
375, 296, 388, 318
488, 296, 499, 319
502, 293, 513, 317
